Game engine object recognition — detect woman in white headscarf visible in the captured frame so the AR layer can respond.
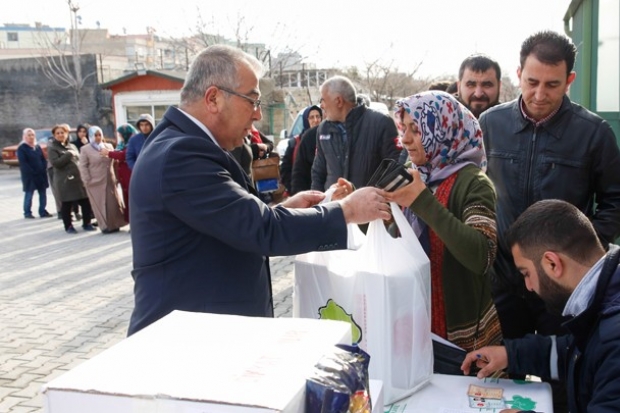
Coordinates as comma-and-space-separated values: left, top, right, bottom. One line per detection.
17, 128, 52, 219
78, 126, 127, 233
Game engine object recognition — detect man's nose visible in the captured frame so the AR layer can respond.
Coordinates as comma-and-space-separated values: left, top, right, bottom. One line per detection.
534, 86, 545, 101
253, 106, 263, 121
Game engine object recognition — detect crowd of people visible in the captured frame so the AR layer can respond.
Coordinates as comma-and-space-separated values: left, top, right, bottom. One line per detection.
14, 29, 620, 413
18, 118, 156, 234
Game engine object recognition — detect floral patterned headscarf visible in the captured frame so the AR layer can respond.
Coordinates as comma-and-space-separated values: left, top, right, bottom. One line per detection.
394, 91, 486, 186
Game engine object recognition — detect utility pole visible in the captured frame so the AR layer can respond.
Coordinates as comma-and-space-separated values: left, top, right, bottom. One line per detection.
279, 61, 283, 88
68, 0, 82, 121
68, 0, 81, 83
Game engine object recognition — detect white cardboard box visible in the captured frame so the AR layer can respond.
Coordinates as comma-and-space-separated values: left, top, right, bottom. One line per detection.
42, 311, 353, 413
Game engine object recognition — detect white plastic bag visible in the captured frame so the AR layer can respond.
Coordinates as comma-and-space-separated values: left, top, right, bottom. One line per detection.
294, 202, 432, 404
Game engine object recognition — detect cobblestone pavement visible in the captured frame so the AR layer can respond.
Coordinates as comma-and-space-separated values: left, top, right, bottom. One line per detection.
0, 164, 296, 412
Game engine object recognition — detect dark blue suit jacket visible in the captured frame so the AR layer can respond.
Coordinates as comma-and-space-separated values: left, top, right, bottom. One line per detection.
128, 107, 348, 335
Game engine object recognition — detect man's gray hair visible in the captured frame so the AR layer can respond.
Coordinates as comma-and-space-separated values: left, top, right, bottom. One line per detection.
320, 75, 357, 104
180, 44, 264, 106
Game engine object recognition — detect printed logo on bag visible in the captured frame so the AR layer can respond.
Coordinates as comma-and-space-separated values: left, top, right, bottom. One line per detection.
319, 134, 331, 141
318, 299, 362, 345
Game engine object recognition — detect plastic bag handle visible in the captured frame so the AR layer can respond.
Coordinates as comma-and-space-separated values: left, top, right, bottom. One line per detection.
367, 202, 425, 256
389, 202, 417, 241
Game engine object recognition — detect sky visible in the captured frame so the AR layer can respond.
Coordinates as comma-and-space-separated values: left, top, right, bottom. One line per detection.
4, 0, 573, 84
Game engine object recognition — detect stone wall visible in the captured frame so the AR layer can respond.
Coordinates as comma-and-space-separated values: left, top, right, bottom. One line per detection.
0, 54, 107, 149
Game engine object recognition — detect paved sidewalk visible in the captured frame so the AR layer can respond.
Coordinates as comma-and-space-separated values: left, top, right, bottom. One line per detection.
0, 165, 296, 412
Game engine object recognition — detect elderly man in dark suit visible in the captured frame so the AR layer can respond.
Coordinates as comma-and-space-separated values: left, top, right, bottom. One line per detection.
127, 44, 390, 336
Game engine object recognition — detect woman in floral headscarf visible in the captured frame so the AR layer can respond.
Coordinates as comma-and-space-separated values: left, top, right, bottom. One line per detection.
79, 126, 127, 234
386, 91, 502, 366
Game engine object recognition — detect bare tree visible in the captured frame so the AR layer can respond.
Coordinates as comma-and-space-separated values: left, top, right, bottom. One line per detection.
33, 0, 97, 120
500, 76, 520, 102
352, 58, 425, 109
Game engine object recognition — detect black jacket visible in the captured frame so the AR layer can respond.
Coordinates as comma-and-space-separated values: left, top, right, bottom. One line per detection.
505, 245, 620, 413
481, 96, 620, 290
290, 126, 318, 195
311, 105, 400, 191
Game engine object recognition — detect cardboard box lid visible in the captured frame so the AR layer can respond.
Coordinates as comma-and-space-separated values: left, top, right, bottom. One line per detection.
42, 311, 351, 411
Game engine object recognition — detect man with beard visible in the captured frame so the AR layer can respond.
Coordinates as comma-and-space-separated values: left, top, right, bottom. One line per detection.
461, 199, 620, 413
480, 30, 620, 343
456, 54, 501, 118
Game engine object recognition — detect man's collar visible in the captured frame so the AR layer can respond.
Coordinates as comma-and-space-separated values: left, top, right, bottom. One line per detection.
177, 108, 220, 148
519, 96, 563, 127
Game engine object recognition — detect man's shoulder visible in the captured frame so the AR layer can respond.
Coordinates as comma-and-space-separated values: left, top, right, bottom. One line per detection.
361, 106, 392, 122
358, 107, 397, 135
481, 100, 518, 118
566, 100, 610, 128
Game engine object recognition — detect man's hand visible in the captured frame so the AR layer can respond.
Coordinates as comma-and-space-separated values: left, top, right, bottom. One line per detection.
280, 190, 325, 208
257, 143, 268, 158
329, 177, 354, 201
339, 187, 391, 224
461, 346, 508, 379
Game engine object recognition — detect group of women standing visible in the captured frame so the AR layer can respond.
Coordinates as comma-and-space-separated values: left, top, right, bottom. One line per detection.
46, 123, 136, 234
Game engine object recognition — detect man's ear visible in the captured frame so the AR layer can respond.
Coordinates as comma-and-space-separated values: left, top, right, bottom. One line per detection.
566, 71, 577, 92
335, 95, 344, 108
205, 86, 220, 113
542, 251, 563, 280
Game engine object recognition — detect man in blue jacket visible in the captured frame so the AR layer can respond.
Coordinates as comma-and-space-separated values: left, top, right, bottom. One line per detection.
461, 199, 620, 413
127, 44, 391, 336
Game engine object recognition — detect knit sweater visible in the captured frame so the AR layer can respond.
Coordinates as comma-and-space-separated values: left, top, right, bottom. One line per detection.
410, 164, 502, 351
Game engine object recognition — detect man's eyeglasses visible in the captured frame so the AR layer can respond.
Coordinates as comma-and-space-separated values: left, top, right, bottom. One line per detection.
217, 86, 262, 111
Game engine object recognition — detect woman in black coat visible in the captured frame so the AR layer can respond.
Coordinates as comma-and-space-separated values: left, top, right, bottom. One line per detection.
16, 128, 52, 219
47, 124, 95, 234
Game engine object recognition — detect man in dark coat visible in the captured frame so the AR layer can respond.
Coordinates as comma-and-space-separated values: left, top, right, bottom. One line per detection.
461, 200, 620, 413
16, 128, 52, 219
311, 75, 400, 191
127, 44, 391, 336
